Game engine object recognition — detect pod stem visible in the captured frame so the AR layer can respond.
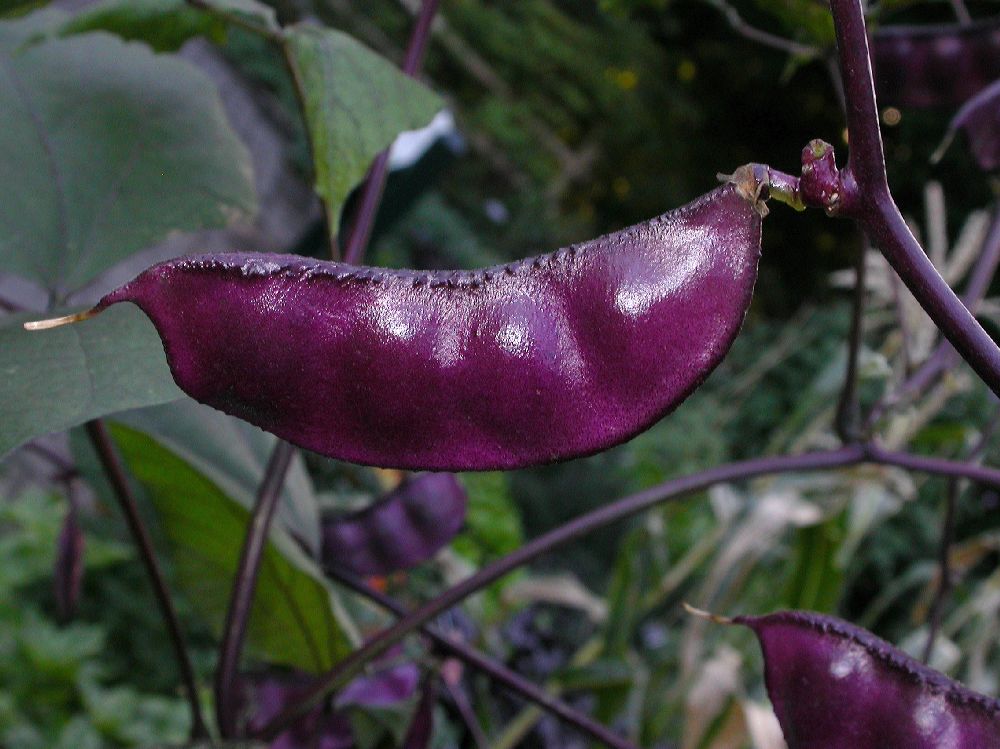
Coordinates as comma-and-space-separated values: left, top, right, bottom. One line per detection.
682, 602, 734, 625
214, 439, 296, 738
85, 421, 209, 741
258, 442, 1000, 738
22, 308, 99, 331
342, 0, 441, 265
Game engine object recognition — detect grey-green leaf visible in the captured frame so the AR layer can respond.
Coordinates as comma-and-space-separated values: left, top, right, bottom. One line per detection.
51, 0, 278, 51
108, 423, 358, 672
284, 24, 442, 232
0, 306, 182, 460
53, 0, 227, 52
114, 399, 320, 554
0, 16, 255, 294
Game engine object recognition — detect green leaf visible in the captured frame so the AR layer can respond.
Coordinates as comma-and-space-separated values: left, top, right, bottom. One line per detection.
0, 307, 182, 460
0, 0, 46, 18
0, 15, 255, 294
113, 399, 321, 554
751, 0, 835, 47
452, 472, 523, 563
208, 0, 278, 30
51, 0, 278, 51
53, 0, 227, 51
108, 424, 358, 672
284, 24, 442, 232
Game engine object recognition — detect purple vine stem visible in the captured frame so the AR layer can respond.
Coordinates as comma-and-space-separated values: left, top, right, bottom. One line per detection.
822, 0, 1000, 398
214, 439, 295, 737
922, 408, 1000, 662
867, 207, 1000, 428
84, 420, 208, 740
836, 237, 867, 442
327, 567, 639, 749
342, 0, 441, 265
215, 0, 442, 736
259, 442, 1000, 737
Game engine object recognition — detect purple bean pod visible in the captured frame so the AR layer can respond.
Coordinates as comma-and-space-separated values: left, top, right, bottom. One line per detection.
322, 472, 467, 577
871, 17, 1000, 109
735, 609, 1000, 748
936, 78, 1000, 171
242, 662, 420, 746
60, 181, 762, 471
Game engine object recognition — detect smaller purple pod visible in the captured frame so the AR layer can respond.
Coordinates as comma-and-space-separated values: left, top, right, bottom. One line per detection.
242, 662, 420, 747
941, 79, 1000, 171
322, 473, 467, 577
872, 18, 1000, 109
736, 610, 1000, 749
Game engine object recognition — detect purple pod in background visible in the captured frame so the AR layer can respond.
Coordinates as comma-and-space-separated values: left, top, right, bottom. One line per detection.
872, 18, 1000, 108
243, 662, 420, 747
322, 473, 467, 577
35, 182, 762, 471
936, 78, 1000, 171
734, 610, 1000, 748
54, 504, 84, 621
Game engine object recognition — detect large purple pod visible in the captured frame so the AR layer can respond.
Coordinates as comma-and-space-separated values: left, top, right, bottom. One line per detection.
737, 610, 1000, 748
92, 184, 761, 471
872, 18, 1000, 109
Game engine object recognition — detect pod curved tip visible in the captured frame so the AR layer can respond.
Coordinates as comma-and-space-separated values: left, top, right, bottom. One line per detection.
23, 308, 99, 331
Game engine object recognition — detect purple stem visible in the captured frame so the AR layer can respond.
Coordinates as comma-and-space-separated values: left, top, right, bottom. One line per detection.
341, 0, 441, 265
837, 238, 867, 442
85, 420, 208, 740
327, 568, 638, 749
442, 675, 488, 749
826, 0, 1000, 397
866, 207, 1000, 428
923, 476, 958, 663
922, 408, 1000, 661
261, 442, 1000, 737
215, 439, 295, 737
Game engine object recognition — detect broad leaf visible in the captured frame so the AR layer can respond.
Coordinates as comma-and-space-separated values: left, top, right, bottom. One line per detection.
0, 0, 45, 17
0, 14, 255, 294
210, 0, 277, 29
284, 24, 442, 232
109, 424, 358, 672
54, 0, 227, 51
115, 399, 321, 554
0, 306, 182, 459
52, 0, 278, 51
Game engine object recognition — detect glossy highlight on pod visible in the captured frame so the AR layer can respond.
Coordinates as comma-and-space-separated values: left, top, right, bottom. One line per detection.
26, 180, 765, 471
